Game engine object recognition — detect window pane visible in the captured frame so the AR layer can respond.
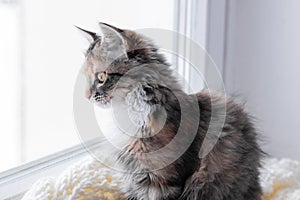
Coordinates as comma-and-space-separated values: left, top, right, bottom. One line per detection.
0, 0, 174, 172
0, 4, 20, 172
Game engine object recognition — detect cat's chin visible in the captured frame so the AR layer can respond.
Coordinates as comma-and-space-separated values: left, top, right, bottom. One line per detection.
94, 101, 111, 109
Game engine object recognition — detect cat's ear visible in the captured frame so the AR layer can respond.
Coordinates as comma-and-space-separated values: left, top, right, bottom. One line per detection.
98, 22, 124, 34
99, 22, 134, 50
75, 26, 98, 43
99, 22, 128, 59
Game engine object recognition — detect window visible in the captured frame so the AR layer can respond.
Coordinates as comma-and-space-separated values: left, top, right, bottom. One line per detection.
0, 0, 210, 198
0, 0, 175, 172
0, 0, 21, 172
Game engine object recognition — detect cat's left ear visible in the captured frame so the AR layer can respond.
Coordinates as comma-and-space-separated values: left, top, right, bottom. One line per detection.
75, 26, 98, 43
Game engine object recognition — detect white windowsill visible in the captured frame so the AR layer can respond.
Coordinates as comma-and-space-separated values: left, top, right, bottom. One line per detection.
0, 138, 102, 200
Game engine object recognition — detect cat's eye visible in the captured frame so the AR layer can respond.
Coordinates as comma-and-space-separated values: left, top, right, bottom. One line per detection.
97, 72, 107, 84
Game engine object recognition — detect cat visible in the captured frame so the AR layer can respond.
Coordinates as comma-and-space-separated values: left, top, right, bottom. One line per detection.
77, 23, 264, 200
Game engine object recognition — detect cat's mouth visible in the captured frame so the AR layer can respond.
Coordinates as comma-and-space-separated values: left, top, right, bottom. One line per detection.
90, 88, 128, 107
91, 93, 112, 107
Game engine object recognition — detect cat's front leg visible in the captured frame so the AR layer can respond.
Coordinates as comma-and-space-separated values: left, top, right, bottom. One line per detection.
180, 171, 235, 200
180, 171, 260, 200
179, 172, 206, 200
180, 175, 228, 200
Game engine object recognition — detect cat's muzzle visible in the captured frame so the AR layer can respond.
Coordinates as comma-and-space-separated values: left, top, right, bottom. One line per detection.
92, 92, 111, 106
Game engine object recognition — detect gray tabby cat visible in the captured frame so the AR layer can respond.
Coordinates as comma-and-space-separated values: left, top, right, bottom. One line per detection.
77, 23, 263, 200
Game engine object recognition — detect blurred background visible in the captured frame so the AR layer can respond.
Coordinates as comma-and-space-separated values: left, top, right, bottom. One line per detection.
0, 0, 299, 173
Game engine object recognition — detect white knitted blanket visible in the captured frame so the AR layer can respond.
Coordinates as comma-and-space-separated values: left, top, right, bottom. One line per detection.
21, 158, 300, 200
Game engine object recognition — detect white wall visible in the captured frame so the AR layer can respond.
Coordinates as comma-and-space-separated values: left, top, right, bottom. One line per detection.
224, 0, 300, 160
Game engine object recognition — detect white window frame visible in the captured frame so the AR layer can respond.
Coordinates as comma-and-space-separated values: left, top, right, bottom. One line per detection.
173, 0, 228, 92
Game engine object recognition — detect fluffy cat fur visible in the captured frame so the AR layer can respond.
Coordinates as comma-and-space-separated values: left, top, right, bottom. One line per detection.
78, 23, 263, 200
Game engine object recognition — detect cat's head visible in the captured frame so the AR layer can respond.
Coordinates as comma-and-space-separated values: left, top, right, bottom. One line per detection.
77, 23, 169, 107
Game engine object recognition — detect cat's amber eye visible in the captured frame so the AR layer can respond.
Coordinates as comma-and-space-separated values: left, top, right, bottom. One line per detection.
97, 72, 107, 84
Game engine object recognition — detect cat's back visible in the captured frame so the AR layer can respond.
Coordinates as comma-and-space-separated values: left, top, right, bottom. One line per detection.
192, 90, 262, 168
194, 90, 253, 132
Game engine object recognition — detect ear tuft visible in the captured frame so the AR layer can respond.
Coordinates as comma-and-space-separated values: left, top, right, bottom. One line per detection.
75, 25, 98, 43
98, 22, 123, 33
98, 23, 122, 39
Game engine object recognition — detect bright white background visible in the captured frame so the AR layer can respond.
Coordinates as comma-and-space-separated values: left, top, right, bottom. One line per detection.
0, 0, 175, 172
0, 3, 21, 172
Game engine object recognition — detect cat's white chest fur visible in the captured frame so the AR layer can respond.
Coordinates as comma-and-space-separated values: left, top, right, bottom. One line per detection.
94, 102, 145, 150
94, 106, 128, 149
94, 86, 153, 143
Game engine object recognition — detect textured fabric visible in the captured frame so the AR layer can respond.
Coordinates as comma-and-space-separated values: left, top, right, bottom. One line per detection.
21, 158, 300, 200
261, 158, 300, 200
21, 158, 125, 200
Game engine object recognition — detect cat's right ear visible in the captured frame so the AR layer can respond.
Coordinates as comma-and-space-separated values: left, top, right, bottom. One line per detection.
75, 26, 98, 43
